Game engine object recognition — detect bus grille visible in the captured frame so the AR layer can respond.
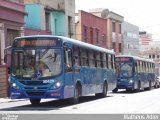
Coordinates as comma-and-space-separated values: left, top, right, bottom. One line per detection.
19, 80, 49, 85
26, 92, 45, 96
24, 87, 48, 90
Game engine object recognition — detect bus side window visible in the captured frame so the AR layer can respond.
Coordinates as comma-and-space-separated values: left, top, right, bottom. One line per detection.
64, 46, 73, 72
102, 53, 107, 68
111, 55, 115, 70
106, 54, 108, 68
73, 46, 80, 66
108, 54, 111, 69
96, 52, 101, 68
113, 55, 116, 70
89, 50, 95, 67
80, 48, 88, 66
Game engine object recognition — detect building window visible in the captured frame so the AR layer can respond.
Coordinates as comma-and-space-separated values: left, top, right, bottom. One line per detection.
54, 19, 57, 35
84, 26, 87, 42
96, 31, 99, 45
127, 44, 130, 49
102, 34, 106, 46
112, 22, 116, 32
112, 42, 116, 51
119, 43, 122, 53
45, 11, 51, 31
119, 24, 121, 34
152, 54, 155, 59
7, 29, 19, 46
149, 55, 151, 59
90, 29, 93, 44
68, 16, 72, 38
157, 55, 159, 59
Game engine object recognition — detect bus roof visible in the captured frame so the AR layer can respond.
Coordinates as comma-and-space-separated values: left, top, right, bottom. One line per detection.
15, 35, 115, 54
116, 55, 154, 63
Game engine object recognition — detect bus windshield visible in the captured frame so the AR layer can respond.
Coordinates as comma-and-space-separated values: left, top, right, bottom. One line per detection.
117, 62, 133, 78
12, 48, 62, 79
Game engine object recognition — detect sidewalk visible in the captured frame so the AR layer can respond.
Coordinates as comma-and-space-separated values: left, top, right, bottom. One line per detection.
0, 97, 27, 104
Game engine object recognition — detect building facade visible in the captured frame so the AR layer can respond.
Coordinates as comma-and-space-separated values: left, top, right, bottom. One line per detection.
24, 0, 75, 38
140, 41, 160, 63
139, 41, 160, 76
0, 0, 25, 65
122, 21, 139, 56
75, 10, 107, 48
139, 31, 152, 52
89, 8, 124, 55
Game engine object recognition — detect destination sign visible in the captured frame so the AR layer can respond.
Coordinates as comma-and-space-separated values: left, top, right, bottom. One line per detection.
14, 38, 62, 47
116, 57, 131, 61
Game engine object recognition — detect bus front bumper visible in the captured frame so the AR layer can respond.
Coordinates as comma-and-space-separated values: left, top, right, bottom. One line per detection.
10, 89, 64, 99
117, 79, 134, 89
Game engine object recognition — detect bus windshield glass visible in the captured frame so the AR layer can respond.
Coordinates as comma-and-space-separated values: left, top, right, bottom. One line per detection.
116, 57, 133, 78
12, 48, 62, 79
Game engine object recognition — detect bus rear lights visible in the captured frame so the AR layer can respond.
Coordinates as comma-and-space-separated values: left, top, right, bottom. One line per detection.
51, 92, 60, 97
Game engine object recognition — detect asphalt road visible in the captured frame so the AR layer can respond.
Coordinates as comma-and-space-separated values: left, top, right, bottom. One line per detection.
0, 88, 160, 114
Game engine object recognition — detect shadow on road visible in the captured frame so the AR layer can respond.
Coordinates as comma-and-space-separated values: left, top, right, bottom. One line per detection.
112, 87, 155, 94
0, 95, 113, 111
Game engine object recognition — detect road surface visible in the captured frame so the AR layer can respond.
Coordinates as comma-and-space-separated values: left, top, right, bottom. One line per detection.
0, 88, 160, 114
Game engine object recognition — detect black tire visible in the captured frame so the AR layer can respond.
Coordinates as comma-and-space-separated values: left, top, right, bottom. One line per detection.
137, 81, 141, 92
144, 81, 152, 90
112, 88, 118, 93
30, 99, 41, 106
148, 81, 152, 90
101, 83, 108, 97
70, 84, 81, 104
154, 82, 158, 88
126, 88, 134, 93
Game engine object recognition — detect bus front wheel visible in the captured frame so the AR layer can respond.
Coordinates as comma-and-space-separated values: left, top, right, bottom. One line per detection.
70, 84, 81, 104
112, 88, 118, 93
30, 98, 41, 106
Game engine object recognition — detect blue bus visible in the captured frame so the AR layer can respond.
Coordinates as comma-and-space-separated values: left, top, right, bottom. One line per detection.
113, 55, 155, 92
7, 35, 117, 105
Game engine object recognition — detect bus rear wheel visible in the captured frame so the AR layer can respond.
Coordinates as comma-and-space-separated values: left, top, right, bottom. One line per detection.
95, 83, 108, 98
101, 82, 108, 97
30, 98, 41, 106
148, 81, 152, 90
136, 81, 141, 92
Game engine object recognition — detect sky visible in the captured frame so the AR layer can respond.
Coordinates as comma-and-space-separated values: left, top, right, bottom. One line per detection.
75, 0, 160, 40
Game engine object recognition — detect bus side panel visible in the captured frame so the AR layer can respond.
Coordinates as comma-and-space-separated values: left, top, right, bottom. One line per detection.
64, 67, 117, 98
81, 67, 102, 96
139, 72, 145, 88
64, 72, 75, 98
107, 69, 117, 91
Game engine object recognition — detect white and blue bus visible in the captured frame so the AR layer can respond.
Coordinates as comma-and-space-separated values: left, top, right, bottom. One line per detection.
7, 35, 117, 105
113, 55, 155, 92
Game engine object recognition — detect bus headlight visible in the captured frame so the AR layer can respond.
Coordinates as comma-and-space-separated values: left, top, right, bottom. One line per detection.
52, 81, 63, 89
12, 83, 16, 87
129, 80, 133, 84
12, 83, 20, 90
